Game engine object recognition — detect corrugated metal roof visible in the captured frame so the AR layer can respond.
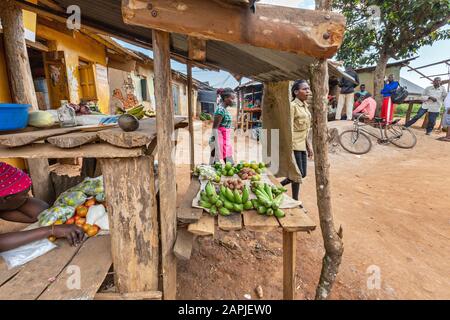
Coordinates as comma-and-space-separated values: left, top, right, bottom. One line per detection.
48, 0, 347, 82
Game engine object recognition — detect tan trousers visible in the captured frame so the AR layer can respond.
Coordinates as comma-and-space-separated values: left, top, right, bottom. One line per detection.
336, 92, 354, 120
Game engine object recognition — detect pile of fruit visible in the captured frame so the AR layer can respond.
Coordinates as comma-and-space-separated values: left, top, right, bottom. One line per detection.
199, 181, 253, 216
250, 182, 287, 217
115, 105, 154, 120
48, 197, 101, 241
194, 165, 221, 183
214, 162, 237, 177
238, 167, 259, 181
222, 179, 244, 191
199, 112, 212, 121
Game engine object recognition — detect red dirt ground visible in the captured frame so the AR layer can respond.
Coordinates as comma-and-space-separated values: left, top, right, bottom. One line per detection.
175, 120, 450, 300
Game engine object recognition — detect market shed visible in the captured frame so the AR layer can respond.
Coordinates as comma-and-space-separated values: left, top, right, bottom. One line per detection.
6, 0, 347, 300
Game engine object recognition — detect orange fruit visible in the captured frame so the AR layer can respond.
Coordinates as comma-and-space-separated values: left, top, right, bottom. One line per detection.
86, 225, 99, 237
82, 224, 91, 233
76, 205, 88, 218
65, 217, 75, 225
84, 198, 96, 207
75, 217, 86, 226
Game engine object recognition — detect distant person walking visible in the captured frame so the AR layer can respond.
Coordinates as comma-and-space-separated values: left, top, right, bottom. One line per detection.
405, 77, 447, 135
380, 74, 399, 124
439, 91, 450, 142
335, 65, 359, 121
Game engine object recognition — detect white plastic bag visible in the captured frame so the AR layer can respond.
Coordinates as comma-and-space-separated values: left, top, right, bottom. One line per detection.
86, 204, 109, 231
0, 239, 57, 269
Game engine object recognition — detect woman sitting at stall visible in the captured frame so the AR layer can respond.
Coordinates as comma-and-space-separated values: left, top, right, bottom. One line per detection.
280, 80, 313, 208
211, 88, 236, 164
0, 162, 85, 252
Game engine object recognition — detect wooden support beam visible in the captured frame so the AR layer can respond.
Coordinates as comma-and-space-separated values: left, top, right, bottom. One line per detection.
283, 231, 296, 300
122, 0, 346, 59
153, 30, 177, 300
188, 36, 207, 62
187, 61, 195, 173
0, 0, 38, 110
27, 158, 55, 205
100, 156, 159, 293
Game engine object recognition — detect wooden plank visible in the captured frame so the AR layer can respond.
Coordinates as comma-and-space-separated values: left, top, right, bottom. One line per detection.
94, 291, 162, 300
153, 29, 177, 300
0, 143, 145, 159
218, 213, 243, 231
173, 228, 195, 261
242, 210, 279, 232
122, 0, 345, 59
267, 175, 316, 232
187, 214, 215, 236
27, 158, 55, 205
278, 208, 316, 232
177, 179, 203, 223
97, 117, 187, 149
0, 259, 22, 287
283, 230, 296, 300
47, 132, 98, 148
0, 240, 81, 300
100, 156, 159, 293
38, 235, 112, 300
0, 127, 83, 147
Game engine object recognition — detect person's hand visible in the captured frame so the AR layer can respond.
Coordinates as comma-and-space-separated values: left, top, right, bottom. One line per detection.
53, 225, 86, 246
307, 147, 314, 160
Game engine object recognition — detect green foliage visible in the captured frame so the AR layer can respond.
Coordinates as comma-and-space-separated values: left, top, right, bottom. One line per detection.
334, 0, 450, 67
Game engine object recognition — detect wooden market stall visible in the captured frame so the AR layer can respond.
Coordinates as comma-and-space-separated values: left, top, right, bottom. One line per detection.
1, 0, 347, 300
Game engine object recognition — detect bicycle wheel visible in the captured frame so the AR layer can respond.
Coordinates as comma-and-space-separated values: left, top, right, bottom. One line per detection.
386, 125, 417, 149
338, 130, 372, 155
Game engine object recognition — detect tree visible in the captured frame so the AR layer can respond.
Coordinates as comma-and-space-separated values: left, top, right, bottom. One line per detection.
334, 0, 450, 110
310, 0, 344, 300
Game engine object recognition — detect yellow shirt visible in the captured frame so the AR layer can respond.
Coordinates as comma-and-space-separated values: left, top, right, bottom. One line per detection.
291, 98, 311, 151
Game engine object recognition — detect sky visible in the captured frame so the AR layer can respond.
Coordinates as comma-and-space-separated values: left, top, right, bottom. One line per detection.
118, 0, 450, 90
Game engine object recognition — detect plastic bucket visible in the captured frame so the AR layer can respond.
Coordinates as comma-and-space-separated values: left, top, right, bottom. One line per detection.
0, 104, 31, 131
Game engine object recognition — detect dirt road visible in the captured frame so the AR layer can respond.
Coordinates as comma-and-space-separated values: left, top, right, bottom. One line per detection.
176, 122, 450, 299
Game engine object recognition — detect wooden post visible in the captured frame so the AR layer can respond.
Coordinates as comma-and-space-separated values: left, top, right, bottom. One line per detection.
187, 61, 195, 173
283, 231, 296, 300
152, 30, 177, 300
27, 159, 55, 204
405, 102, 414, 123
100, 156, 159, 292
0, 0, 38, 110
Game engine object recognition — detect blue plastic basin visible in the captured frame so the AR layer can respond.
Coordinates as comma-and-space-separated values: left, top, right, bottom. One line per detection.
0, 103, 31, 131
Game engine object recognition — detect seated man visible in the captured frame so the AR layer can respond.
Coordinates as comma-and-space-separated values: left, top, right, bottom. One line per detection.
352, 93, 376, 121
0, 162, 85, 252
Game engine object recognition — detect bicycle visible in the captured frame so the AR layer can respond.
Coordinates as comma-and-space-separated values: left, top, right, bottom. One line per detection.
338, 114, 417, 155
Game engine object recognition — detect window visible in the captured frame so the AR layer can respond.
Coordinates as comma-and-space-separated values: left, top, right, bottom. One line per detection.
78, 59, 97, 101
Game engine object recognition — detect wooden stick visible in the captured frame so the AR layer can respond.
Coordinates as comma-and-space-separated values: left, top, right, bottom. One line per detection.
153, 29, 177, 300
187, 61, 195, 173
